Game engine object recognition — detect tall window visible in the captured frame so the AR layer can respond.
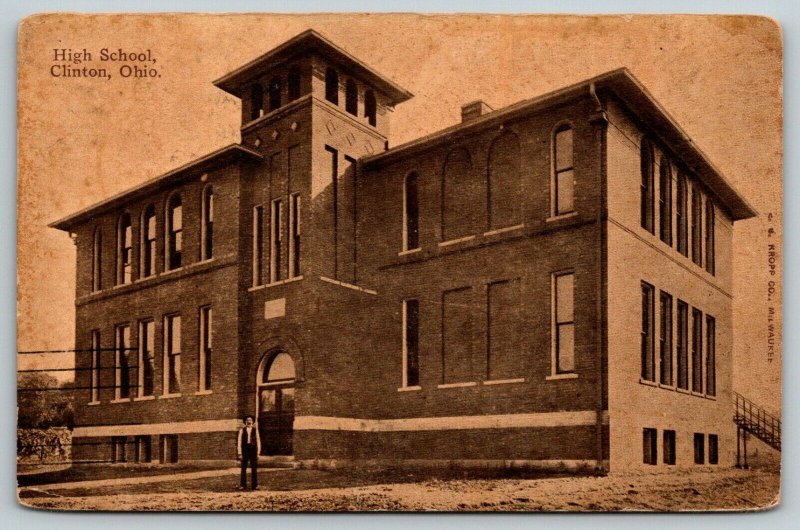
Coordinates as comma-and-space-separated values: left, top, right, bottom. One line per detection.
112, 437, 127, 463
141, 205, 156, 277
553, 125, 574, 216
677, 300, 689, 390
199, 306, 212, 392
659, 291, 673, 386
442, 287, 474, 384
708, 434, 719, 464
325, 67, 339, 105
488, 132, 521, 230
115, 324, 131, 400
403, 172, 420, 251
640, 139, 655, 233
553, 272, 575, 374
166, 194, 182, 270
92, 228, 102, 291
442, 148, 480, 241
325, 146, 339, 277
643, 428, 657, 465
663, 430, 676, 465
250, 83, 263, 120
201, 185, 213, 261
117, 213, 133, 285
705, 200, 715, 275
135, 436, 152, 463
677, 172, 688, 256
402, 299, 420, 388
692, 308, 703, 393
641, 282, 655, 381
691, 187, 702, 266
268, 77, 282, 111
270, 198, 283, 283
288, 65, 301, 101
252, 205, 264, 286
659, 159, 672, 245
138, 320, 155, 397
289, 193, 302, 278
364, 89, 377, 126
345, 79, 358, 115
706, 315, 716, 396
164, 314, 181, 395
694, 433, 705, 464
90, 330, 100, 403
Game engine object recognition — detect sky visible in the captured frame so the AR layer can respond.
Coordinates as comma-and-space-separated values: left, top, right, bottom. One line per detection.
16, 13, 782, 411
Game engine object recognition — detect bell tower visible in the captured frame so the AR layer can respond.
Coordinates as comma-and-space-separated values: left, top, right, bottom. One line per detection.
213, 29, 412, 283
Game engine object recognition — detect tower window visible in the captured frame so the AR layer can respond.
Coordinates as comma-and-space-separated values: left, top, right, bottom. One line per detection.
141, 205, 156, 277
268, 77, 282, 111
200, 185, 213, 261
250, 83, 264, 120
640, 138, 655, 234
552, 125, 574, 216
92, 227, 102, 292
345, 78, 358, 116
288, 65, 301, 101
325, 67, 339, 105
364, 89, 376, 126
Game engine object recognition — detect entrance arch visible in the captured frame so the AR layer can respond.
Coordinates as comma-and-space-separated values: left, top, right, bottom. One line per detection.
256, 351, 296, 456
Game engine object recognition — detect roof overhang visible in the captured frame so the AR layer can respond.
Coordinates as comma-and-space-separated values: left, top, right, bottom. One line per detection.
363, 68, 756, 221
213, 29, 413, 106
50, 144, 263, 232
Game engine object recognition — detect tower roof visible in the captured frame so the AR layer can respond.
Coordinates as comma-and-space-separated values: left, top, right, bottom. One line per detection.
213, 29, 413, 106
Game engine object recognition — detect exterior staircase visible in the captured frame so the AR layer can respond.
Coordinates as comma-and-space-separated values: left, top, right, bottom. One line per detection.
733, 391, 781, 457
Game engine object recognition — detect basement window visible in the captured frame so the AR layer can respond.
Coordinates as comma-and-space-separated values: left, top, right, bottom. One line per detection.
643, 428, 657, 465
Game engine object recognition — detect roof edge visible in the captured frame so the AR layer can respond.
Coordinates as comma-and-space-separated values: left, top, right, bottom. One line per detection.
50, 144, 262, 232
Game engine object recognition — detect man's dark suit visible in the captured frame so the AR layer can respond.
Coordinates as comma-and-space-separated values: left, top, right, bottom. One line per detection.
237, 423, 261, 490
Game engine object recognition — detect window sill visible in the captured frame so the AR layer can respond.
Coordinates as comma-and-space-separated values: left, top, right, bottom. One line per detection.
397, 386, 421, 392
250, 275, 304, 291
87, 401, 101, 406
161, 266, 185, 277
483, 224, 524, 237
638, 378, 658, 387
438, 235, 476, 248
436, 382, 477, 389
705, 394, 717, 401
133, 395, 156, 401
135, 275, 157, 283
110, 398, 131, 404
545, 211, 578, 223
197, 258, 215, 265
547, 373, 578, 381
483, 378, 525, 385
691, 390, 706, 398
194, 390, 213, 396
658, 383, 676, 391
675, 387, 691, 394
159, 393, 182, 399
398, 248, 422, 257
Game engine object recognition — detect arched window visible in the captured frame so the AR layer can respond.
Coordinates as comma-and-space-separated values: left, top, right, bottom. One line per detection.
262, 352, 296, 384
325, 67, 339, 105
487, 132, 521, 229
288, 65, 301, 101
552, 124, 574, 216
201, 185, 214, 260
442, 148, 481, 241
403, 172, 420, 251
268, 77, 282, 112
92, 227, 102, 292
640, 138, 655, 233
364, 89, 377, 127
141, 204, 156, 277
117, 212, 133, 285
250, 83, 263, 121
166, 194, 183, 270
345, 79, 358, 116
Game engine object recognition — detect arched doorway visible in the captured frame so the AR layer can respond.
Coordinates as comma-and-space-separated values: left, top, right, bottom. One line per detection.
256, 351, 296, 456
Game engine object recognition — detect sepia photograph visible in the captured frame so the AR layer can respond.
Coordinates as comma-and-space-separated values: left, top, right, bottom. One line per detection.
16, 13, 782, 512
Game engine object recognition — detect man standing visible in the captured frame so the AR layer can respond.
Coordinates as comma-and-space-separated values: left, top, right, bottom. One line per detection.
237, 415, 261, 490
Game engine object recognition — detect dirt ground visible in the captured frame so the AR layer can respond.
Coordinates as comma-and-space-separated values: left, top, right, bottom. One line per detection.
19, 466, 780, 512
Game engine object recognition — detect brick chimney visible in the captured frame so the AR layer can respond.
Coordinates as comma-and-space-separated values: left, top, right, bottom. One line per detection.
461, 100, 494, 122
